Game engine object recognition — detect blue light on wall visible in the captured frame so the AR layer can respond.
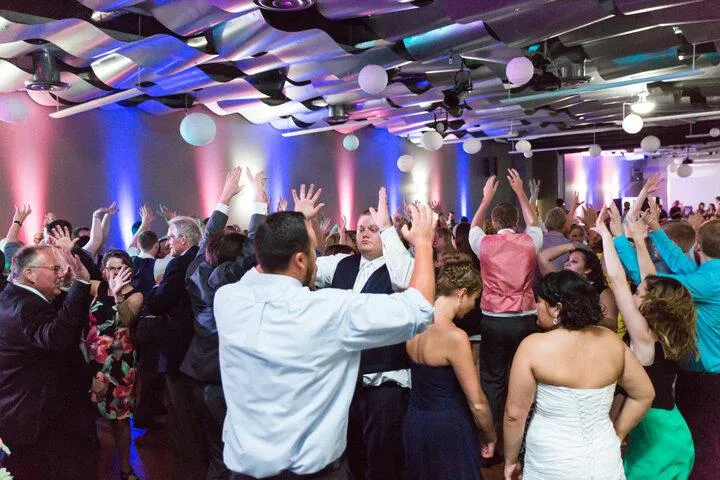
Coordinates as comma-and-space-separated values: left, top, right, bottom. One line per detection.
262, 125, 291, 211
370, 128, 401, 215
455, 144, 469, 217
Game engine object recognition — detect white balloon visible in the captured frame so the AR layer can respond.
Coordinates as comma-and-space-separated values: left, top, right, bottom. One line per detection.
668, 162, 679, 173
342, 134, 359, 151
640, 135, 661, 153
397, 154, 414, 173
516, 139, 532, 153
421, 130, 444, 151
710, 127, 720, 138
588, 144, 602, 157
462, 137, 482, 154
358, 64, 388, 95
677, 163, 693, 178
180, 113, 217, 146
622, 113, 643, 134
0, 94, 30, 123
523, 151, 533, 158
506, 57, 534, 86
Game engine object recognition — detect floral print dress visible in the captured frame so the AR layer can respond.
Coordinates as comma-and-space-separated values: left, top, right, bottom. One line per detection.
84, 282, 138, 420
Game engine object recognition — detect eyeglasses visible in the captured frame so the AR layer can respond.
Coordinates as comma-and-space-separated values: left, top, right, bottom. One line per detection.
28, 265, 63, 274
105, 266, 124, 272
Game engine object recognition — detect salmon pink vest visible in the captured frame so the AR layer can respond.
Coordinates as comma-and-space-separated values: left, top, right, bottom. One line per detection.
479, 231, 537, 313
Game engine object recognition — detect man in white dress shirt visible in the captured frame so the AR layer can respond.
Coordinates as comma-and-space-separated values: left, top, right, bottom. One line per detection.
214, 185, 436, 480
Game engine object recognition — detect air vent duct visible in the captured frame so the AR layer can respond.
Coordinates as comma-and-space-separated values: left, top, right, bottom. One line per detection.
24, 48, 70, 91
253, 0, 315, 11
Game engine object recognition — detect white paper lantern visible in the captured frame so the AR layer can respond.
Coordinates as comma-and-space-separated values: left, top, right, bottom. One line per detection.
668, 162, 679, 173
640, 135, 661, 153
523, 151, 533, 158
588, 144, 602, 157
358, 64, 388, 95
462, 137, 482, 154
506, 57, 534, 86
516, 139, 532, 153
397, 154, 414, 173
622, 113, 643, 134
677, 163, 693, 178
421, 130, 444, 151
342, 134, 359, 151
180, 113, 217, 146
710, 127, 720, 138
0, 94, 30, 123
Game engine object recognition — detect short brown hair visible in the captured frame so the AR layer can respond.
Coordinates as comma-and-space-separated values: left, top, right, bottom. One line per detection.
697, 219, 720, 258
205, 230, 246, 267
138, 230, 159, 253
661, 221, 696, 253
544, 207, 567, 232
491, 202, 519, 229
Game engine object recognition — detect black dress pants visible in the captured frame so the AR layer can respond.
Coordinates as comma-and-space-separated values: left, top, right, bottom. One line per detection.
347, 383, 409, 480
193, 382, 230, 480
166, 372, 209, 473
479, 314, 538, 427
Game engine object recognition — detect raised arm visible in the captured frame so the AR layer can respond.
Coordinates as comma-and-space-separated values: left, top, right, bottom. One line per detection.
507, 168, 539, 228
537, 243, 574, 275
564, 191, 581, 233
128, 204, 154, 250
5, 204, 31, 244
371, 187, 414, 291
85, 202, 117, 255
198, 165, 244, 259
430, 200, 448, 228
401, 203, 436, 303
99, 202, 118, 253
108, 266, 143, 327
593, 213, 656, 364
626, 173, 662, 227
471, 176, 498, 229
627, 217, 656, 279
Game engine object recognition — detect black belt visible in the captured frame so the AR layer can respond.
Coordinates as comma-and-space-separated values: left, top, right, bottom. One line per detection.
232, 456, 344, 480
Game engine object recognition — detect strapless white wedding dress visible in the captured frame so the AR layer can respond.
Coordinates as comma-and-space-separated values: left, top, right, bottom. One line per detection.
523, 383, 625, 480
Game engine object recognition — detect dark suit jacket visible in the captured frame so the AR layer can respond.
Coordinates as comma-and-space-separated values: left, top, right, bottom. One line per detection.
0, 281, 91, 446
181, 211, 263, 383
131, 255, 156, 294
144, 245, 199, 374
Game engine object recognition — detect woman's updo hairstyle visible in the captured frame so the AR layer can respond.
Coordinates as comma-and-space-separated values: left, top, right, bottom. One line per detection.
436, 252, 482, 296
536, 270, 602, 330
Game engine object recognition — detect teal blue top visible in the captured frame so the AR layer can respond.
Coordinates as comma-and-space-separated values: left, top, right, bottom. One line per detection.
614, 231, 720, 373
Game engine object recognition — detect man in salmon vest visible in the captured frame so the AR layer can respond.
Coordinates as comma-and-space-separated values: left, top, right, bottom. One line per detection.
468, 169, 543, 442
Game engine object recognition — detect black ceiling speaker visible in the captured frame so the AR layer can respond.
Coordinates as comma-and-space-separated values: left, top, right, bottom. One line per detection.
442, 70, 472, 118
253, 0, 315, 11
24, 47, 70, 91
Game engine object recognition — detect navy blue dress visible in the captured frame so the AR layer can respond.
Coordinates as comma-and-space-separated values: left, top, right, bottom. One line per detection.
403, 361, 483, 480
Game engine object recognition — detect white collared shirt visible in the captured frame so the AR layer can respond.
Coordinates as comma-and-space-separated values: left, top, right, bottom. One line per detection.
13, 281, 51, 303
214, 272, 433, 477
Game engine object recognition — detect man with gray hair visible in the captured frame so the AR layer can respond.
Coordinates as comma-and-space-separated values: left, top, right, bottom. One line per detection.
144, 214, 205, 472
0, 245, 92, 479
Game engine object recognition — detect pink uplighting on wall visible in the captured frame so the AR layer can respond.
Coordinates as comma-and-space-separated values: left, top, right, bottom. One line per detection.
336, 138, 355, 228
194, 140, 225, 217
0, 121, 51, 242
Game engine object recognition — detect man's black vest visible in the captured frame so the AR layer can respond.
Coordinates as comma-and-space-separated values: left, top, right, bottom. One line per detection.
330, 254, 409, 375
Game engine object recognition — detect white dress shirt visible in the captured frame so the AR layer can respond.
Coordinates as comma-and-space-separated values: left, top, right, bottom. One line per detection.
313, 227, 416, 387
214, 272, 433, 477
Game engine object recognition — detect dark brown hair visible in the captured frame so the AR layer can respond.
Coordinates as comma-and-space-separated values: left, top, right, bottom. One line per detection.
491, 202, 518, 229
662, 220, 696, 253
205, 230, 246, 267
436, 253, 482, 296
697, 219, 720, 258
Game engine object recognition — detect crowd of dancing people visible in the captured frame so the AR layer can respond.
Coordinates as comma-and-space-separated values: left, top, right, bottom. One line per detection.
0, 165, 718, 480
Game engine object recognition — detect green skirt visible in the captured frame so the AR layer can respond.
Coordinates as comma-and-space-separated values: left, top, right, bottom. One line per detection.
624, 405, 694, 480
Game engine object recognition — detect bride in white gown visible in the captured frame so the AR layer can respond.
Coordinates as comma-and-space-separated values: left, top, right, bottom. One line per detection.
503, 270, 655, 480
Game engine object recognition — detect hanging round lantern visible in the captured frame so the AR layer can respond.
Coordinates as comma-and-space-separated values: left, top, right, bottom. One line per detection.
640, 135, 661, 153
462, 137, 482, 154
710, 127, 720, 138
397, 154, 414, 173
421, 130, 444, 151
677, 163, 693, 178
0, 94, 30, 123
515, 139, 532, 153
506, 57, 534, 86
358, 64, 388, 95
180, 113, 217, 146
588, 144, 602, 157
342, 134, 359, 151
622, 113, 643, 134
523, 151, 533, 158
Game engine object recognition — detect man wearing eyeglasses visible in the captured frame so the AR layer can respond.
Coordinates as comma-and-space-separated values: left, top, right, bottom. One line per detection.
0, 245, 93, 479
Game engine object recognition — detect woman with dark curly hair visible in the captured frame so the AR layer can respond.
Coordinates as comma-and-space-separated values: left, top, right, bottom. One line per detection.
595, 215, 697, 480
503, 270, 654, 480
537, 244, 619, 331
404, 253, 495, 480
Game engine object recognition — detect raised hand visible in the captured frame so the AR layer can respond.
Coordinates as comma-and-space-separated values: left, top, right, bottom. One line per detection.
319, 216, 332, 236
108, 266, 132, 296
529, 179, 541, 199
642, 197, 661, 232
368, 186, 392, 229
581, 205, 598, 227
482, 175, 499, 201
276, 197, 288, 212
339, 215, 347, 236
139, 203, 154, 225
401, 203, 435, 247
430, 200, 443, 215
58, 247, 90, 282
49, 225, 78, 250
158, 203, 177, 223
607, 202, 623, 237
688, 211, 705, 231
246, 168, 268, 204
13, 204, 32, 224
292, 184, 324, 220
220, 165, 245, 204
94, 201, 118, 219
627, 215, 647, 240
641, 172, 663, 196
507, 169, 526, 196
43, 212, 56, 226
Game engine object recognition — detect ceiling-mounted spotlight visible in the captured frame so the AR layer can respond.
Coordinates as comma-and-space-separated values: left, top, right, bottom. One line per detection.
630, 91, 655, 114
253, 0, 315, 11
24, 47, 70, 91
